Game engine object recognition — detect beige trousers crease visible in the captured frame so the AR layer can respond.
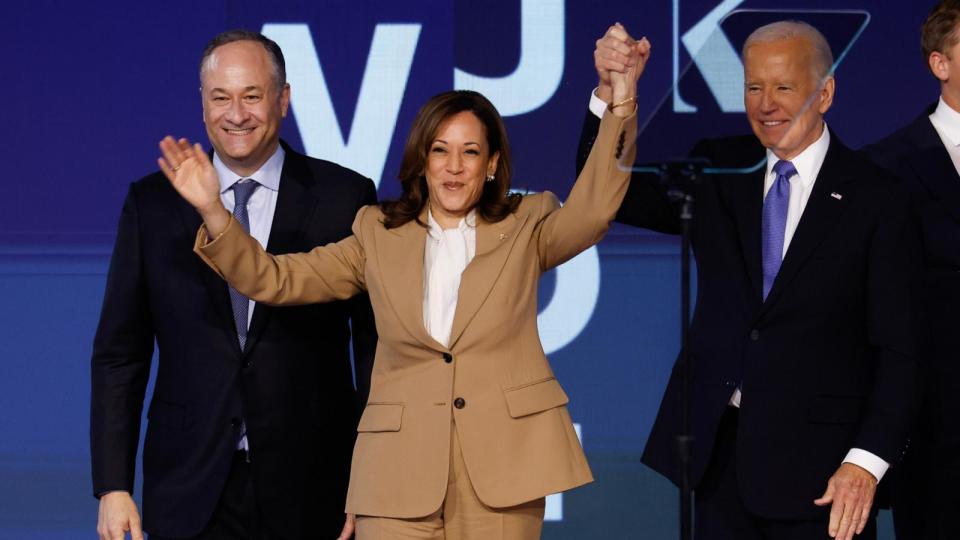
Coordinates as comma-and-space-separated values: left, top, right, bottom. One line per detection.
355, 422, 546, 540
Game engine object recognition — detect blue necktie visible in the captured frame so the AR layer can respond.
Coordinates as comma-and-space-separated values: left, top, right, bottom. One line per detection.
761, 160, 795, 300
230, 180, 258, 349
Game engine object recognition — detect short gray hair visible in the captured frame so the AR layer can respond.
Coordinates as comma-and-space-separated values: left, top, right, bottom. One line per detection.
199, 29, 286, 91
742, 20, 835, 83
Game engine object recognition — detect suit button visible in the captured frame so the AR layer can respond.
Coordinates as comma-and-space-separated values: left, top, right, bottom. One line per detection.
749, 329, 760, 341
243, 360, 253, 369
230, 417, 241, 428
442, 353, 453, 364
453, 397, 466, 409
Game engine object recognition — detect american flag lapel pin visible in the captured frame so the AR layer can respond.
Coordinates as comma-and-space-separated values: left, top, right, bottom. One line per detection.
830, 192, 843, 200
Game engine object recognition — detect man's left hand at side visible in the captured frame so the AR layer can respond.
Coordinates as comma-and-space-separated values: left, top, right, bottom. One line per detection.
814, 462, 878, 540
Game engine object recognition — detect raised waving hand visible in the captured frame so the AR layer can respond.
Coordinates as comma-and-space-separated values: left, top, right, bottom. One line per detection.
158, 136, 231, 235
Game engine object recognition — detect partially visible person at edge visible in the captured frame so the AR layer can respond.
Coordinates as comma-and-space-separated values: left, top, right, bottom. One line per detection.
154, 25, 645, 540
91, 29, 377, 540
582, 21, 920, 540
862, 2, 960, 538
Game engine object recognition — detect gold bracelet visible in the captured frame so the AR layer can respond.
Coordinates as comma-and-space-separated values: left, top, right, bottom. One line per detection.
607, 96, 637, 112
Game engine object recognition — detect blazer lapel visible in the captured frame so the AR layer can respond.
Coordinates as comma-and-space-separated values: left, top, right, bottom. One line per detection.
730, 167, 766, 302
176, 193, 243, 355
244, 151, 321, 356
759, 138, 852, 316
905, 109, 960, 222
447, 212, 524, 349
374, 208, 445, 351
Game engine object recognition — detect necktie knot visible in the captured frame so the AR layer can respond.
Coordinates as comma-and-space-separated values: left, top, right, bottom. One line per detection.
772, 160, 797, 179
232, 179, 258, 208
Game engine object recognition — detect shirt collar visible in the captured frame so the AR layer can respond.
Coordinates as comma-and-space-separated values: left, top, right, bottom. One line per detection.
930, 96, 960, 147
427, 208, 477, 239
214, 144, 285, 194
764, 121, 830, 189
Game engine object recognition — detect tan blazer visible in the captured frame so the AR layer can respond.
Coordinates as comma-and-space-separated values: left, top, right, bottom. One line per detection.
195, 111, 636, 518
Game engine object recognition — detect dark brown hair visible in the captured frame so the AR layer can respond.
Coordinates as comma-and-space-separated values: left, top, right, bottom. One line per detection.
923, 1, 960, 72
380, 90, 521, 229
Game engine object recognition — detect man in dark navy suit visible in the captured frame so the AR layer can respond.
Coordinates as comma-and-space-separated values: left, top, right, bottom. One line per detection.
862, 2, 960, 538
90, 30, 377, 540
582, 21, 920, 540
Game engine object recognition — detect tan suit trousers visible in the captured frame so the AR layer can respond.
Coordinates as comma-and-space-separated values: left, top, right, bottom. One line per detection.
355, 423, 546, 540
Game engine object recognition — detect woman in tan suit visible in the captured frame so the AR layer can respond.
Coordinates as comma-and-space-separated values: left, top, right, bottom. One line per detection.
157, 29, 648, 540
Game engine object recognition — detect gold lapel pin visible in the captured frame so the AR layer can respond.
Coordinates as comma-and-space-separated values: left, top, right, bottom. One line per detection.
498, 233, 508, 241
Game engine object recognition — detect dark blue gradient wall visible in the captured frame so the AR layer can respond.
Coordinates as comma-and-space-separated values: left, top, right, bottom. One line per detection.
0, 1, 935, 538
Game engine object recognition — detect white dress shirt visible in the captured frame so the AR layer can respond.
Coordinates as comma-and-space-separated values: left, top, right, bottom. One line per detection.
214, 147, 284, 328
591, 90, 887, 480
213, 145, 284, 451
423, 209, 477, 347
762, 125, 829, 257
929, 96, 960, 176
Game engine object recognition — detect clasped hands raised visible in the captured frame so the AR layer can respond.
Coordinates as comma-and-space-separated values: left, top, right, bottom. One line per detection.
594, 23, 651, 111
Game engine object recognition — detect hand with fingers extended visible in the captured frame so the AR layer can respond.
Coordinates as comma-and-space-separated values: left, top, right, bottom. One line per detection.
814, 462, 878, 540
594, 23, 651, 105
596, 23, 651, 116
97, 491, 144, 540
158, 136, 231, 236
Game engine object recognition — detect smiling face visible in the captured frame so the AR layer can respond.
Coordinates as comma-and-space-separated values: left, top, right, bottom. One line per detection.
201, 40, 290, 176
743, 36, 834, 160
424, 111, 500, 229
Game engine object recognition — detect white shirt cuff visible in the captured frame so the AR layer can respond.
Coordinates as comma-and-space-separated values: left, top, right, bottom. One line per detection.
842, 448, 889, 482
728, 388, 741, 407
589, 87, 608, 119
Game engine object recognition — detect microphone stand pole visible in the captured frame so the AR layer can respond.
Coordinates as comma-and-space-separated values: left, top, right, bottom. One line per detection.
659, 159, 704, 540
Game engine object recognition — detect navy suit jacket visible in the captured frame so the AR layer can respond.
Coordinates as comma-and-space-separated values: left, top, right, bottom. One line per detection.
90, 141, 377, 539
578, 111, 921, 519
862, 106, 960, 532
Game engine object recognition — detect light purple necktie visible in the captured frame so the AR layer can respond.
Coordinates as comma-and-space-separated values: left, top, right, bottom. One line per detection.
761, 160, 795, 300
230, 180, 258, 452
229, 180, 258, 349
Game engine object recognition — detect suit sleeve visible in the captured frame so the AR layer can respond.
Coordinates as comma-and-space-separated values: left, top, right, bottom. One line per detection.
347, 179, 378, 410
574, 109, 602, 179
576, 108, 682, 234
537, 110, 636, 271
856, 181, 923, 463
90, 184, 155, 497
196, 206, 369, 306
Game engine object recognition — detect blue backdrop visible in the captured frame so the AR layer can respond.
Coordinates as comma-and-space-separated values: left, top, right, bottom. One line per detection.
0, 1, 937, 538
